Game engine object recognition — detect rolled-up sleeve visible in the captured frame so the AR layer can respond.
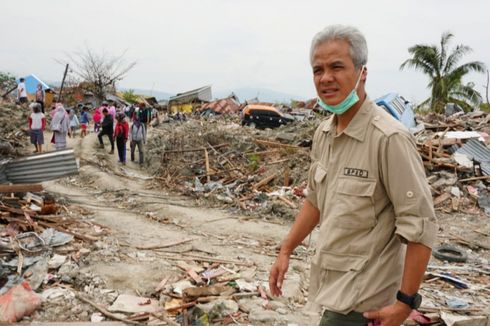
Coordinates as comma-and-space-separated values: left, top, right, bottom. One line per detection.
381, 132, 437, 249
305, 161, 319, 209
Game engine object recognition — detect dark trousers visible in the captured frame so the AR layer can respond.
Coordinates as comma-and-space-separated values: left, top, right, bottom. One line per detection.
36, 100, 45, 114
320, 310, 371, 326
98, 130, 114, 150
130, 140, 144, 164
116, 138, 126, 162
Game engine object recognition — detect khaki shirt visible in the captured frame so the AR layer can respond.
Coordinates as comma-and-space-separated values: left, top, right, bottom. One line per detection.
306, 97, 437, 314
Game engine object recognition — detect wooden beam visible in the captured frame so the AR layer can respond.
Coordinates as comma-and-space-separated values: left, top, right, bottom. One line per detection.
0, 184, 43, 193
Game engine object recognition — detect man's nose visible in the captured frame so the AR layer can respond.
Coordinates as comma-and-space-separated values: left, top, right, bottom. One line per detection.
319, 71, 334, 84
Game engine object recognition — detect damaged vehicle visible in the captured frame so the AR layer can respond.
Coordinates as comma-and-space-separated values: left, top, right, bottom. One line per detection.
241, 104, 294, 129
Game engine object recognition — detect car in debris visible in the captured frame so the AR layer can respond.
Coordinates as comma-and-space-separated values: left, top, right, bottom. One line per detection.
375, 93, 423, 133
241, 104, 295, 129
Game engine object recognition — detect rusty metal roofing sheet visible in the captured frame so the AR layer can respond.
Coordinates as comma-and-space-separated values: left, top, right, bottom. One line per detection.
456, 139, 490, 176
3, 149, 79, 184
200, 97, 240, 114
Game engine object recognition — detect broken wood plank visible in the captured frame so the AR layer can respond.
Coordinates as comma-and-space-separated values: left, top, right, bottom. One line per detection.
157, 253, 254, 267
75, 293, 143, 325
277, 196, 297, 209
183, 285, 234, 298
154, 277, 170, 293
135, 238, 195, 250
253, 173, 278, 190
284, 167, 290, 187
459, 175, 490, 182
187, 269, 204, 285
433, 193, 452, 206
0, 184, 43, 193
0, 205, 37, 217
203, 148, 211, 183
254, 139, 302, 150
163, 144, 228, 154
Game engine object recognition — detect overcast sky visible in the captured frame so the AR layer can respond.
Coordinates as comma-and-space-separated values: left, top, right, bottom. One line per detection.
2, 0, 489, 103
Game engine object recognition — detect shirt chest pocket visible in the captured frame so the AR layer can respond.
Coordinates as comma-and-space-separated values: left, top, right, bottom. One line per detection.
312, 163, 328, 209
332, 177, 377, 229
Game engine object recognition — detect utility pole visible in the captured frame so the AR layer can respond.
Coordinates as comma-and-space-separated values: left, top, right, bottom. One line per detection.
58, 63, 69, 102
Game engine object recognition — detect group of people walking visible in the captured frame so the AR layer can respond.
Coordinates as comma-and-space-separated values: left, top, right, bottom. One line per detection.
27, 100, 150, 166
96, 102, 148, 165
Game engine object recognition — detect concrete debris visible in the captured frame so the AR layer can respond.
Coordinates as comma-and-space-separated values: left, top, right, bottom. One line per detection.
108, 294, 160, 313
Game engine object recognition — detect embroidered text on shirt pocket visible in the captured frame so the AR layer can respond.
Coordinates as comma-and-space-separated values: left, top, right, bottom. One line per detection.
333, 177, 377, 229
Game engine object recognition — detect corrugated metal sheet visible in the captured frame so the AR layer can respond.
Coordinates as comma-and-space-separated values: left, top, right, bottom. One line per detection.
200, 97, 240, 114
169, 86, 212, 104
0, 159, 9, 184
3, 149, 79, 184
456, 139, 490, 176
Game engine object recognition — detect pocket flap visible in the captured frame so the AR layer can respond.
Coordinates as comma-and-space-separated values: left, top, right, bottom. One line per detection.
314, 164, 327, 183
313, 251, 368, 272
337, 177, 376, 197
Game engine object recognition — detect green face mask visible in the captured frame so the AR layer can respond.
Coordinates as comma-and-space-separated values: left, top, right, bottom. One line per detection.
317, 66, 365, 115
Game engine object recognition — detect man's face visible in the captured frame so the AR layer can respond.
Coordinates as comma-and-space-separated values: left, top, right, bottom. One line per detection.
312, 40, 364, 106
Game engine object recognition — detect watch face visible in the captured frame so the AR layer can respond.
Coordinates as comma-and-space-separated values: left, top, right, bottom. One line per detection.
413, 294, 422, 309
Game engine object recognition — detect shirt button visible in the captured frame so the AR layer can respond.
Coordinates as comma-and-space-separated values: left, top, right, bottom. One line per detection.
374, 116, 379, 121
406, 191, 414, 198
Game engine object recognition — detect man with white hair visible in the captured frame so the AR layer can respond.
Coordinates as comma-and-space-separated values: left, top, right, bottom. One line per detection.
269, 25, 437, 326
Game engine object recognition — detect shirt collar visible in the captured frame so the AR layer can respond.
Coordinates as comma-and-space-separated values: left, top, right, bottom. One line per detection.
322, 96, 373, 142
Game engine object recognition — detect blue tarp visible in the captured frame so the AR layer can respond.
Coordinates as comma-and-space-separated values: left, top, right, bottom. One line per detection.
17, 74, 51, 95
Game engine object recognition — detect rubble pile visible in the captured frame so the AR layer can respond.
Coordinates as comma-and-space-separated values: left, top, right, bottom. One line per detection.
147, 110, 490, 218
0, 103, 30, 156
415, 111, 490, 215
0, 189, 108, 322
147, 117, 321, 219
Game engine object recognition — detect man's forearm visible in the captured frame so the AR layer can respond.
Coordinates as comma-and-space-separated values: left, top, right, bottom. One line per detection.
400, 242, 432, 295
280, 199, 320, 255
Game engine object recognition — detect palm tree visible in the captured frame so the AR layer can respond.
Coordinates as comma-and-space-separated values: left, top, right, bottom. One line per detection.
400, 32, 486, 113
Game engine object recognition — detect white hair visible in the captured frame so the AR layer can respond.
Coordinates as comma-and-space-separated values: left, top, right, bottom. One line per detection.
310, 24, 368, 68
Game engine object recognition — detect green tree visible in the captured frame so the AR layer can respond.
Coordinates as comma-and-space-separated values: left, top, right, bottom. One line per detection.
400, 32, 486, 113
0, 71, 17, 96
122, 89, 139, 104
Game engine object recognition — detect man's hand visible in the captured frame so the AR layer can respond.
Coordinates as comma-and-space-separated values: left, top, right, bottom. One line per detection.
269, 252, 290, 296
363, 302, 412, 326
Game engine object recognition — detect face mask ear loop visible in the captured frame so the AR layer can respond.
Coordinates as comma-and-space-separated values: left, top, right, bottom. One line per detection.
354, 65, 365, 90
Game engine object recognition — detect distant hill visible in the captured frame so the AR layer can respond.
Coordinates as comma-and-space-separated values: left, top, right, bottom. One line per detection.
214, 87, 306, 103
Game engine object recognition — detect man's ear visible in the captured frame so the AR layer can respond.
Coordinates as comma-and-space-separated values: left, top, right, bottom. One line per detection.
361, 66, 368, 82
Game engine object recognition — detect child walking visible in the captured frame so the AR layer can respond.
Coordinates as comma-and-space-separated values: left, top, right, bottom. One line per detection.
28, 102, 46, 153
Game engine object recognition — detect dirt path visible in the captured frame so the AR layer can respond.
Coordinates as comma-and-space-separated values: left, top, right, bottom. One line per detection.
43, 130, 319, 325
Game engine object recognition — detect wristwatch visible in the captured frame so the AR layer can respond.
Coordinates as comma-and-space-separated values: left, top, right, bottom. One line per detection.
396, 291, 422, 309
